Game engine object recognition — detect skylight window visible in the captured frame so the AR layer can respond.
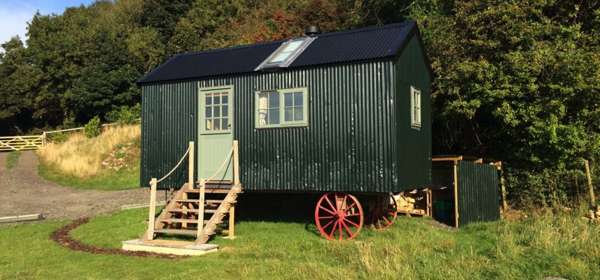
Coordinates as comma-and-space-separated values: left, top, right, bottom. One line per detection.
256, 37, 316, 70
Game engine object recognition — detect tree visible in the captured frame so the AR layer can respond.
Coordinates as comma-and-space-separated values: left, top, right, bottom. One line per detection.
406, 0, 600, 204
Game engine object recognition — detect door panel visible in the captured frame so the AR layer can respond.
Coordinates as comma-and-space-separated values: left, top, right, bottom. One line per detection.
198, 86, 233, 181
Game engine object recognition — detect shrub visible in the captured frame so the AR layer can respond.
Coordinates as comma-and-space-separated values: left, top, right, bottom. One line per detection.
47, 132, 69, 143
84, 116, 101, 138
106, 104, 141, 125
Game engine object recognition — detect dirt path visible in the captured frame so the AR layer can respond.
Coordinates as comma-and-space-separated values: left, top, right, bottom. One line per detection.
0, 151, 150, 219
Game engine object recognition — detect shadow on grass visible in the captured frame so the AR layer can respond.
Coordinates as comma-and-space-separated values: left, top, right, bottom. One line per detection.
236, 192, 323, 236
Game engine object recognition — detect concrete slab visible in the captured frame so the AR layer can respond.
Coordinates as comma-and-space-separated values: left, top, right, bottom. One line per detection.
122, 239, 218, 256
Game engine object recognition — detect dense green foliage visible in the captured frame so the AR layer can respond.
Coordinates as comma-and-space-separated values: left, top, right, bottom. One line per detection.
411, 0, 600, 205
1, 207, 599, 279
0, 0, 598, 205
105, 104, 141, 124
83, 116, 101, 138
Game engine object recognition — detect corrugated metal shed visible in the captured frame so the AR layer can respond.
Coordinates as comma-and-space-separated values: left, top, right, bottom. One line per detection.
431, 157, 501, 227
458, 161, 501, 225
139, 21, 433, 194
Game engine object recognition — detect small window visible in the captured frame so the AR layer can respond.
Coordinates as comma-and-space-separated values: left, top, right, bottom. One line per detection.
255, 37, 316, 70
257, 91, 280, 126
256, 88, 308, 128
204, 91, 230, 132
411, 86, 422, 129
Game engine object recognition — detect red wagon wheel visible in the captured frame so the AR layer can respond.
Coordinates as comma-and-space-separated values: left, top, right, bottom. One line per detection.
314, 193, 364, 240
371, 194, 398, 230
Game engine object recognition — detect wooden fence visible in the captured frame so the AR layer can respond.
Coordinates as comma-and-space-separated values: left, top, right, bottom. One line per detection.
0, 135, 45, 152
0, 119, 140, 152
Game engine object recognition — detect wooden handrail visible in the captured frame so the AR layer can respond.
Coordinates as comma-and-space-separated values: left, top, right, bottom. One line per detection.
156, 144, 192, 183
146, 141, 194, 241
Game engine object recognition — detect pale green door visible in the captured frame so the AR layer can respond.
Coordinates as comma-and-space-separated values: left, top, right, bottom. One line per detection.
198, 85, 233, 181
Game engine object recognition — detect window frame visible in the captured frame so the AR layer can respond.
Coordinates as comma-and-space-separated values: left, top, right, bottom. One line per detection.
255, 37, 316, 70
199, 85, 234, 135
410, 86, 422, 130
255, 87, 309, 129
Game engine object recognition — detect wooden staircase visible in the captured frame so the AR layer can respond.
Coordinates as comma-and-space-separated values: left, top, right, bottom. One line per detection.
145, 181, 242, 244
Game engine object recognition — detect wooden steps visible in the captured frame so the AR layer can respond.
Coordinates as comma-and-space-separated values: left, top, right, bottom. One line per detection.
144, 182, 241, 244
168, 208, 200, 214
174, 199, 223, 204
122, 239, 218, 256
124, 141, 242, 256
154, 228, 198, 236
160, 218, 209, 224
184, 188, 233, 194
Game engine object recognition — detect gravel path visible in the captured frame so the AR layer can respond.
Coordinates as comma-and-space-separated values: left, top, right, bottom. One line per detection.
0, 151, 149, 219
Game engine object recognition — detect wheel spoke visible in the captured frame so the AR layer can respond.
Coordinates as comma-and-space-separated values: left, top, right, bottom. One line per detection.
345, 201, 357, 212
318, 215, 335, 219
324, 195, 337, 212
328, 221, 338, 238
322, 218, 336, 230
319, 205, 336, 215
341, 221, 354, 237
382, 215, 391, 224
338, 221, 343, 240
343, 217, 360, 228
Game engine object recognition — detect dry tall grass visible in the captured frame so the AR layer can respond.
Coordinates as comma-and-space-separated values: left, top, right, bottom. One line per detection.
38, 125, 140, 177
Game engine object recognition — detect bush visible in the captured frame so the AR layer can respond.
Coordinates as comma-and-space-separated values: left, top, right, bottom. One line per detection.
106, 104, 140, 125
47, 132, 69, 143
84, 116, 101, 138
506, 162, 598, 208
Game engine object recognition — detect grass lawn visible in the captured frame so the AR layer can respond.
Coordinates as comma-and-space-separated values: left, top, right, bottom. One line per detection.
1, 208, 599, 280
5, 151, 21, 169
38, 160, 140, 191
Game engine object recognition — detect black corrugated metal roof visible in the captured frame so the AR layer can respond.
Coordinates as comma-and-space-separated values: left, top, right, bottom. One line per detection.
138, 21, 418, 84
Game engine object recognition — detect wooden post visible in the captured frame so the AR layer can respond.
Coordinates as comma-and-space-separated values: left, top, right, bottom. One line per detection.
453, 162, 459, 228
42, 132, 47, 147
233, 140, 240, 186
496, 162, 508, 213
584, 159, 596, 209
188, 141, 194, 190
227, 205, 235, 239
146, 178, 157, 241
197, 178, 206, 238
427, 189, 432, 217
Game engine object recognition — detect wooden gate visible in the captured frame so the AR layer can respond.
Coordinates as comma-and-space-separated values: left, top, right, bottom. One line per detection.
0, 135, 45, 152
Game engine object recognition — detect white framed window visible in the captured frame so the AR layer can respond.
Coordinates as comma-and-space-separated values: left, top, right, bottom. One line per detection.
256, 88, 308, 128
411, 86, 422, 129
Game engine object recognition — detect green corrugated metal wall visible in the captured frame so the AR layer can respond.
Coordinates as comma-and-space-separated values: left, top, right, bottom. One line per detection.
395, 35, 432, 189
141, 37, 432, 193
141, 82, 198, 188
458, 161, 501, 226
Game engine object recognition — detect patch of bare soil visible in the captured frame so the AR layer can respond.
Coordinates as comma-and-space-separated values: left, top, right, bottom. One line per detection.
0, 151, 149, 219
50, 217, 182, 259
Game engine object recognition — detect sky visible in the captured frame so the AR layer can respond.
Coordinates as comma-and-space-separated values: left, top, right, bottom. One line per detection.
0, 0, 94, 45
